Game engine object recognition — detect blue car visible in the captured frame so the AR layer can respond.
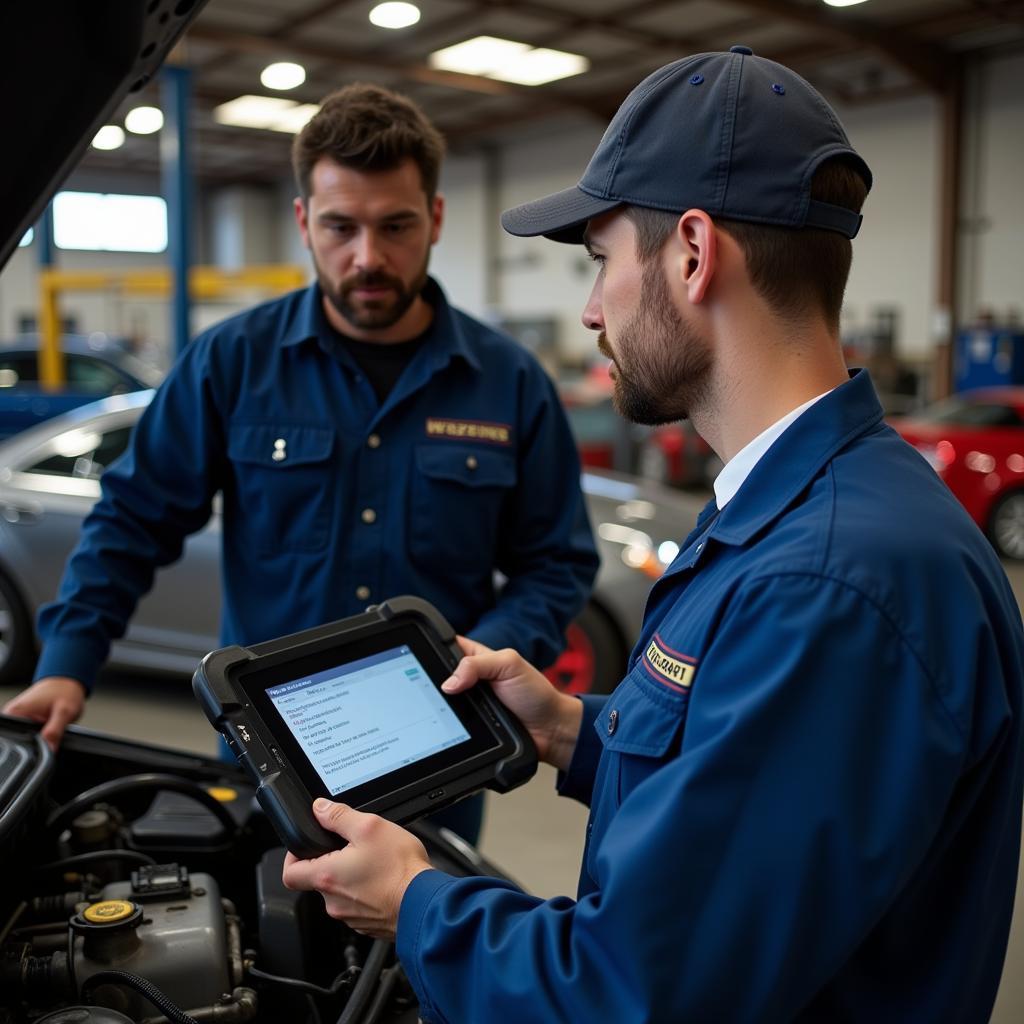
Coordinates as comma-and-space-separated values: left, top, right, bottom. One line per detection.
0, 334, 163, 438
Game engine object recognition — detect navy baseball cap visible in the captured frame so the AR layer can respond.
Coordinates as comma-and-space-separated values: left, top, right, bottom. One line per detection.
501, 46, 872, 243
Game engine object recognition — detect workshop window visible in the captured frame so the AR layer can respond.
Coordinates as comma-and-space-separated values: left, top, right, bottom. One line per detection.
53, 192, 168, 253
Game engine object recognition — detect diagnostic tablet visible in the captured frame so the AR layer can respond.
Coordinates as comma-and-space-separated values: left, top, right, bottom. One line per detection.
193, 596, 537, 857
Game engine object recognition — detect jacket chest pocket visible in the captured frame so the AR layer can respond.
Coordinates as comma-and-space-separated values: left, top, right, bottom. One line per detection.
227, 422, 336, 556
600, 666, 690, 804
586, 671, 690, 881
410, 443, 515, 570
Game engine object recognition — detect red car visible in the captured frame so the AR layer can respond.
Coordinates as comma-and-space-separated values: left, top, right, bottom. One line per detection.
889, 388, 1024, 560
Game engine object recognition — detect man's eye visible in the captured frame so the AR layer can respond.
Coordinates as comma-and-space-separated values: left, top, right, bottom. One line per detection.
384, 222, 412, 235
587, 252, 606, 266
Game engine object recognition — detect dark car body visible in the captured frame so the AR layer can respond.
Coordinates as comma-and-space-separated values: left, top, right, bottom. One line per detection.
0, 335, 162, 439
889, 388, 1024, 559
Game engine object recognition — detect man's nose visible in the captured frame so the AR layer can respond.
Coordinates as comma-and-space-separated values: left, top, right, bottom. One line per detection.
582, 279, 604, 332
354, 230, 384, 271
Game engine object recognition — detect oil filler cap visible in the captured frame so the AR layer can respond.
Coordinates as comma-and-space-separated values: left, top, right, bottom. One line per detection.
82, 900, 137, 925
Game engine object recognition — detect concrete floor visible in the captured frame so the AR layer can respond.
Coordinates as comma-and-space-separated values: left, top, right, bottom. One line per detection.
3, 560, 1023, 1021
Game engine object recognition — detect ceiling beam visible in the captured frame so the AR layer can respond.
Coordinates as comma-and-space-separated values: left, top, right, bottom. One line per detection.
722, 0, 949, 90
186, 22, 612, 116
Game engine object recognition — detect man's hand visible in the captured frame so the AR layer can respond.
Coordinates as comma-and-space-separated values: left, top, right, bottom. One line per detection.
444, 637, 583, 773
2, 677, 86, 750
282, 800, 433, 940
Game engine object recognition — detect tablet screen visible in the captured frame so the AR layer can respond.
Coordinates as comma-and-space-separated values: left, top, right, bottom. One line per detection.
266, 645, 470, 795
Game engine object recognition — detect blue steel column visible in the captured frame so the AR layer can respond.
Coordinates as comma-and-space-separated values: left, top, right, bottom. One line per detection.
161, 65, 194, 357
37, 202, 54, 268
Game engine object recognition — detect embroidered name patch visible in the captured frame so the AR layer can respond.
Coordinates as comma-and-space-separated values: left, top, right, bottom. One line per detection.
425, 418, 512, 445
642, 635, 697, 693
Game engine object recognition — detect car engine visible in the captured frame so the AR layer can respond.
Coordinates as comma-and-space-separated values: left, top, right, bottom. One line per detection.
0, 716, 501, 1023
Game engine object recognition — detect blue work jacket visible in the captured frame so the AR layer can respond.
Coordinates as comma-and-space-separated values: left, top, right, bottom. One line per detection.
36, 279, 598, 689
397, 370, 1024, 1023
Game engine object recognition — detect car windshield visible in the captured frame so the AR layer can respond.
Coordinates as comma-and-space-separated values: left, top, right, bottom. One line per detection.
916, 397, 1024, 428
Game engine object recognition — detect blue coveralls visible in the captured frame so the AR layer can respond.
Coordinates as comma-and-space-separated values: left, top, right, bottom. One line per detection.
397, 370, 1024, 1022
35, 278, 599, 840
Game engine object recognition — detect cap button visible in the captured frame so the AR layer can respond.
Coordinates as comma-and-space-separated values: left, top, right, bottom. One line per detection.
729, 45, 753, 55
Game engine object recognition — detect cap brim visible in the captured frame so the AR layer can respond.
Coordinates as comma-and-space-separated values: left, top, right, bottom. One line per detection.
500, 185, 621, 244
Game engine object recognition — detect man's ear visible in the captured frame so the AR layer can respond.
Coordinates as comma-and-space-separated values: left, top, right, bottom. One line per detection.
430, 193, 445, 246
676, 209, 717, 305
293, 196, 311, 249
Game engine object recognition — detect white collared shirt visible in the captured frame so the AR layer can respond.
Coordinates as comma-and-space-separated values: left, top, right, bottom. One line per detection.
713, 389, 834, 510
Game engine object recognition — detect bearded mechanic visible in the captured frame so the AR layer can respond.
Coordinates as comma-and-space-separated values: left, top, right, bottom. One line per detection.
283, 48, 1024, 1022
3, 84, 598, 844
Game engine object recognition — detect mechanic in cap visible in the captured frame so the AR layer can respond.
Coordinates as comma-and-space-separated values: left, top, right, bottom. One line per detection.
282, 49, 1024, 1020
4, 84, 599, 844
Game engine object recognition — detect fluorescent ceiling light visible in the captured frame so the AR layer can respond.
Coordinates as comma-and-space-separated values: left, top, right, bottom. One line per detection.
822, 0, 870, 6
91, 125, 125, 151
260, 61, 306, 91
272, 103, 320, 133
369, 2, 420, 29
214, 95, 319, 133
125, 106, 164, 134
429, 36, 589, 85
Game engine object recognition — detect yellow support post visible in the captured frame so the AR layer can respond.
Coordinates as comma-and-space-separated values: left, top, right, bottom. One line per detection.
38, 269, 66, 391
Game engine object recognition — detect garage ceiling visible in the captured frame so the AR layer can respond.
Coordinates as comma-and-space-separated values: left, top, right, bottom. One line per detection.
81, 0, 1024, 184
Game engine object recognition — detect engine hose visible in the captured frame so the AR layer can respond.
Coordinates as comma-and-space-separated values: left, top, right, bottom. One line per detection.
35, 850, 158, 874
46, 773, 239, 838
335, 939, 389, 1024
361, 964, 403, 1024
81, 969, 200, 1024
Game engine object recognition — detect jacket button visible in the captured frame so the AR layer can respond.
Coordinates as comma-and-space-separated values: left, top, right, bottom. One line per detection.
607, 709, 619, 735
356, 586, 370, 600
367, 434, 381, 449
361, 508, 377, 524
272, 438, 286, 462
465, 455, 478, 470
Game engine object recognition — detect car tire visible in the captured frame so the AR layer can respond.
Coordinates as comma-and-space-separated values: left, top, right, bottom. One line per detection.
988, 490, 1024, 561
0, 570, 35, 688
543, 601, 627, 696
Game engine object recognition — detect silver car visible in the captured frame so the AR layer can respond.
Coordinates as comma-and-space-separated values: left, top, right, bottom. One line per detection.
0, 391, 703, 694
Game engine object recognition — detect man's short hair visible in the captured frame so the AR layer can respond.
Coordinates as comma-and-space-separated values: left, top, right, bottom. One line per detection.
625, 158, 869, 332
292, 83, 446, 202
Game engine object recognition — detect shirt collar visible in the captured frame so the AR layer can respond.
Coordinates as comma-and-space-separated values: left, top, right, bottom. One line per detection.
714, 388, 833, 510
279, 276, 482, 372
709, 368, 883, 547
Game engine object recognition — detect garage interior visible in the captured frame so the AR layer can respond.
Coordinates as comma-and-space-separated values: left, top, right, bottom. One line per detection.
1, 0, 1023, 1021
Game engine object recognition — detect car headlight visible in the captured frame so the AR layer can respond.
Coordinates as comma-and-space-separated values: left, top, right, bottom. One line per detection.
599, 523, 679, 580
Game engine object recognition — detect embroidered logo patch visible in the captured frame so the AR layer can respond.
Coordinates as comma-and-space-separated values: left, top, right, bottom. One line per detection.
425, 418, 512, 445
642, 634, 697, 693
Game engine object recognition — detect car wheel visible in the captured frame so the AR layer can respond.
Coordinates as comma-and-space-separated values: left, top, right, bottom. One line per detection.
989, 490, 1024, 561
0, 570, 34, 687
544, 602, 627, 696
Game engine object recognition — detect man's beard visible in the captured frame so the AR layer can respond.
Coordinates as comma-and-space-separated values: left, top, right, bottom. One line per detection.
600, 260, 713, 426
316, 252, 430, 332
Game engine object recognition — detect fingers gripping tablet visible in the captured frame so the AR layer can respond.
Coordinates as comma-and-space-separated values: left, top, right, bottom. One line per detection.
192, 596, 537, 857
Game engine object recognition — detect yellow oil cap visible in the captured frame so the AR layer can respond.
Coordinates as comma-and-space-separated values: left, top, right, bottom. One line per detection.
206, 786, 238, 802
83, 900, 136, 924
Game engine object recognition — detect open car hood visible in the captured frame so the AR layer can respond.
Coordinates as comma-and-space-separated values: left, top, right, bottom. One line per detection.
0, 0, 210, 271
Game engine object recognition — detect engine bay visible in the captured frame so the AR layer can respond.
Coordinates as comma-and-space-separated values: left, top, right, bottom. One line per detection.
0, 716, 501, 1023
